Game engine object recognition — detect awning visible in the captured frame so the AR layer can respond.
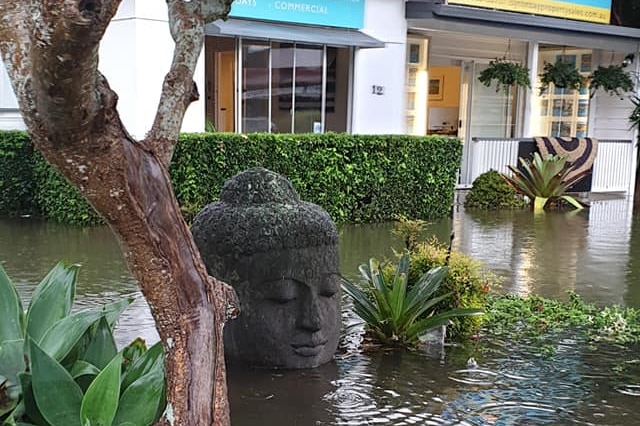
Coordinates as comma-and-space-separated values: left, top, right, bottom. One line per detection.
205, 18, 385, 49
406, 2, 640, 52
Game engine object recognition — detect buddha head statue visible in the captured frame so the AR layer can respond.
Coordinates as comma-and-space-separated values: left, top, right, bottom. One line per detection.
191, 168, 340, 369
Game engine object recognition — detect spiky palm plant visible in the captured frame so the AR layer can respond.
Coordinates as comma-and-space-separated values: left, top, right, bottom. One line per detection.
341, 254, 483, 347
501, 152, 589, 212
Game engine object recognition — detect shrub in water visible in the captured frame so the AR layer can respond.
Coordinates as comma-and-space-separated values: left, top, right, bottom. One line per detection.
403, 238, 501, 339
341, 254, 482, 347
464, 169, 527, 210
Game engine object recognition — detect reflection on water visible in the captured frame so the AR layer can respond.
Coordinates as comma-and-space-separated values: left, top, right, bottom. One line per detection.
2, 195, 640, 424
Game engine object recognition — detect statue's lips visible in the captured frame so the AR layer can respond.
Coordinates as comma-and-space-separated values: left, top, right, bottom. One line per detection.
291, 340, 327, 357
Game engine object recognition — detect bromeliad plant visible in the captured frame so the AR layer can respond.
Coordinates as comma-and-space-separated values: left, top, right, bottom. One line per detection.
341, 254, 483, 347
0, 262, 165, 426
502, 152, 589, 212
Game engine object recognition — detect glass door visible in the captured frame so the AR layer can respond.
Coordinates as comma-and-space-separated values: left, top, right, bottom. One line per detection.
468, 62, 516, 139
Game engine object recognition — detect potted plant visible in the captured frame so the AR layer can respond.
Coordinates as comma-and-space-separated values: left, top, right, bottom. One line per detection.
478, 58, 531, 93
589, 64, 634, 97
539, 59, 585, 95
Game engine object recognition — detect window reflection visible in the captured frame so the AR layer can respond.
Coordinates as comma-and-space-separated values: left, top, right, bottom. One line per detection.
271, 42, 294, 133
242, 41, 270, 133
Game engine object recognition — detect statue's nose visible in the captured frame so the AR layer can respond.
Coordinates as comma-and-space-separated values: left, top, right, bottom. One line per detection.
297, 294, 322, 332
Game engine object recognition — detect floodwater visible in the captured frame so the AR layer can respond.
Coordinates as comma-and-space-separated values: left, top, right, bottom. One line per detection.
2, 193, 640, 425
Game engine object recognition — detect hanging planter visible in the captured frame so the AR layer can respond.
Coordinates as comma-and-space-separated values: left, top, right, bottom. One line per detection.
589, 64, 634, 98
539, 59, 586, 95
478, 58, 531, 93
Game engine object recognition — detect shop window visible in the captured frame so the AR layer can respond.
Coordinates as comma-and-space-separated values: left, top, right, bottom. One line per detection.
206, 36, 349, 134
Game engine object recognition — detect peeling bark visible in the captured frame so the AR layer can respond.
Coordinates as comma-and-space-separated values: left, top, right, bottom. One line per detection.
0, 1, 236, 425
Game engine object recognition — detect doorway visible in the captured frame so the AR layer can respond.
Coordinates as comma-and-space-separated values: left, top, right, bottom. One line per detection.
205, 37, 235, 132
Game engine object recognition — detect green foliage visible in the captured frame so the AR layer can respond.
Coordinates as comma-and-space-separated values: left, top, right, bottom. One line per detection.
33, 154, 103, 226
341, 254, 483, 347
170, 133, 463, 224
0, 262, 165, 426
0, 131, 38, 217
589, 64, 634, 97
402, 239, 500, 339
539, 59, 585, 95
484, 292, 640, 344
464, 169, 527, 210
478, 58, 531, 93
0, 131, 462, 226
390, 214, 430, 251
502, 152, 588, 212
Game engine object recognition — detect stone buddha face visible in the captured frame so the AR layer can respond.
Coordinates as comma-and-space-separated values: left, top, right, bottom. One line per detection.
225, 246, 340, 369
191, 167, 341, 369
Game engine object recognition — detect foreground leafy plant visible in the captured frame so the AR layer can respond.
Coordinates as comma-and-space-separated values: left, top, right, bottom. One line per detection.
0, 262, 165, 426
341, 254, 483, 347
502, 152, 589, 212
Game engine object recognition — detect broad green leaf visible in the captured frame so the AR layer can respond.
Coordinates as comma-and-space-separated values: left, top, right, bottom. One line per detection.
38, 309, 103, 362
80, 353, 122, 426
81, 317, 117, 370
18, 373, 49, 426
113, 367, 164, 426
103, 298, 134, 330
26, 263, 78, 343
40, 299, 131, 362
121, 342, 164, 391
69, 360, 100, 379
29, 339, 83, 426
0, 265, 25, 344
0, 339, 25, 386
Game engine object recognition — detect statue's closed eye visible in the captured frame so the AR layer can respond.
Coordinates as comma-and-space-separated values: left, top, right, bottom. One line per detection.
263, 279, 298, 304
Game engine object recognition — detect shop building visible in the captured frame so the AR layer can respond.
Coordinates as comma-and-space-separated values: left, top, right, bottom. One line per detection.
1, 1, 639, 192
0, 0, 408, 138
405, 1, 640, 191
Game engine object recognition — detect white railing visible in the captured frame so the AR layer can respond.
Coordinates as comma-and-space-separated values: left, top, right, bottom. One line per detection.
591, 140, 635, 193
459, 138, 636, 194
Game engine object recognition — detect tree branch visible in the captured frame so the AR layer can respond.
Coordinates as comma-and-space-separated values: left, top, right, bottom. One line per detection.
0, 0, 121, 140
144, 0, 233, 168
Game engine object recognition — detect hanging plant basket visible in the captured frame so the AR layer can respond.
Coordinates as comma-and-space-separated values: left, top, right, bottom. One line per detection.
478, 58, 531, 93
589, 64, 634, 98
539, 59, 585, 95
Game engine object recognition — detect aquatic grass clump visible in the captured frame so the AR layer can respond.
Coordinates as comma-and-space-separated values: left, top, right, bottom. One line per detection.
484, 292, 640, 344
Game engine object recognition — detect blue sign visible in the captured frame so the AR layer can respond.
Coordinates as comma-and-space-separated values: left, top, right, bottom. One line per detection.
229, 0, 365, 29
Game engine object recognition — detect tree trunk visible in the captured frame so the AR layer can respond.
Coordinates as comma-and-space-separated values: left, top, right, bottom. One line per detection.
0, 1, 235, 425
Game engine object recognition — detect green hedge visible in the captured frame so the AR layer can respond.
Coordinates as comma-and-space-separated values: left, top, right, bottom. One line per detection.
0, 131, 38, 216
0, 131, 462, 225
170, 133, 462, 223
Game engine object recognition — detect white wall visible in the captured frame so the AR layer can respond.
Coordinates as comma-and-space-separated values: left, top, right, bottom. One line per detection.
0, 53, 26, 130
100, 0, 205, 138
589, 51, 637, 141
351, 0, 407, 134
